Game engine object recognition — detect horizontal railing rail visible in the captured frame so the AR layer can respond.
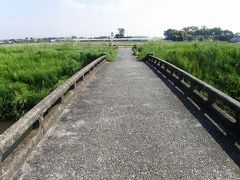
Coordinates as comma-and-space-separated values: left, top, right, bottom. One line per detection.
0, 55, 106, 175
147, 54, 240, 134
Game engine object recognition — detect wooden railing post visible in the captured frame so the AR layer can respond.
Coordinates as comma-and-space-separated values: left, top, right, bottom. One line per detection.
160, 62, 163, 68
163, 64, 166, 70
147, 54, 154, 62
179, 74, 183, 82
207, 91, 216, 105
190, 81, 196, 91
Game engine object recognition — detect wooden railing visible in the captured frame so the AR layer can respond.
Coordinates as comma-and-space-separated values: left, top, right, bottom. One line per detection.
147, 54, 240, 136
0, 55, 106, 177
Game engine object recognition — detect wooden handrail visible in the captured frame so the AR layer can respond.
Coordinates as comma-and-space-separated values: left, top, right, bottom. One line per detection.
148, 54, 240, 127
0, 55, 106, 169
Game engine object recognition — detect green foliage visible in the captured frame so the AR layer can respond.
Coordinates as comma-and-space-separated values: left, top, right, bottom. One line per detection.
164, 29, 187, 41
137, 41, 240, 102
115, 28, 125, 38
165, 26, 235, 41
0, 43, 116, 122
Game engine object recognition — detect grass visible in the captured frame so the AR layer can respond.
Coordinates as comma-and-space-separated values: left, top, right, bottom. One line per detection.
0, 43, 116, 122
135, 41, 240, 102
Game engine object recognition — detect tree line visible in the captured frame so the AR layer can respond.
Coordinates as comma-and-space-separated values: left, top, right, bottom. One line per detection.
164, 26, 240, 41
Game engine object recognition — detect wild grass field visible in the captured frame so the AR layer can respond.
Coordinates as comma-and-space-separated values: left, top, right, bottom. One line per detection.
0, 43, 116, 124
135, 41, 240, 102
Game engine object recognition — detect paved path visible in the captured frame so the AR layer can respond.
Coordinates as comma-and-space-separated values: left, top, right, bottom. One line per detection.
15, 48, 240, 179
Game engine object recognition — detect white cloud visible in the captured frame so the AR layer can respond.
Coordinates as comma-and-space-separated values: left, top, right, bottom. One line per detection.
93, 3, 116, 12
117, 0, 147, 10
62, 0, 86, 9
92, 0, 153, 12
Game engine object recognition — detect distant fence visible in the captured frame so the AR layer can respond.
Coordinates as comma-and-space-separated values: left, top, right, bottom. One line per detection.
0, 55, 106, 178
147, 54, 240, 136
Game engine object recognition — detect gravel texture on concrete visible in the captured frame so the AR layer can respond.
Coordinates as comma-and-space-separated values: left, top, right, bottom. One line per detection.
15, 48, 240, 179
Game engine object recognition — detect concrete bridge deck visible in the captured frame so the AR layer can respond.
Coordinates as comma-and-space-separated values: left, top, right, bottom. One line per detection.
15, 48, 240, 179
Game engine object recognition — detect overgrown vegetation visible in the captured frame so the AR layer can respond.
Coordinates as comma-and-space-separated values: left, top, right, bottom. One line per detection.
136, 41, 240, 101
0, 43, 116, 122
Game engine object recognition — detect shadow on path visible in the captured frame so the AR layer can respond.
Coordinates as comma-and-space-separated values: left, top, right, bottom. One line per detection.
145, 60, 240, 167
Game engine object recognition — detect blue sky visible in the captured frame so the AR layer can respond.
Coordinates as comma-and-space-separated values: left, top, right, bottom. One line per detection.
0, 0, 240, 39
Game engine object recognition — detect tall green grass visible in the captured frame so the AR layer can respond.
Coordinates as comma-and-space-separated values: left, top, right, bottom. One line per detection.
0, 43, 116, 122
136, 41, 240, 102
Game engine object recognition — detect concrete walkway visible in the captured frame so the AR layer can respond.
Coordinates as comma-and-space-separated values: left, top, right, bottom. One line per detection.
15, 48, 240, 179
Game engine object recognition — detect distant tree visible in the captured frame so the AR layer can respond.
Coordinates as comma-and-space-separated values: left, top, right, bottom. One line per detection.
115, 28, 125, 38
164, 29, 187, 41
164, 29, 174, 40
167, 26, 234, 42
111, 32, 114, 38
221, 30, 234, 41
183, 26, 199, 36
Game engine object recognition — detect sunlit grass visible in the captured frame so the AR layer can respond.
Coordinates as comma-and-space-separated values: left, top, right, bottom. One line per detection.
136, 41, 240, 102
0, 43, 116, 122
